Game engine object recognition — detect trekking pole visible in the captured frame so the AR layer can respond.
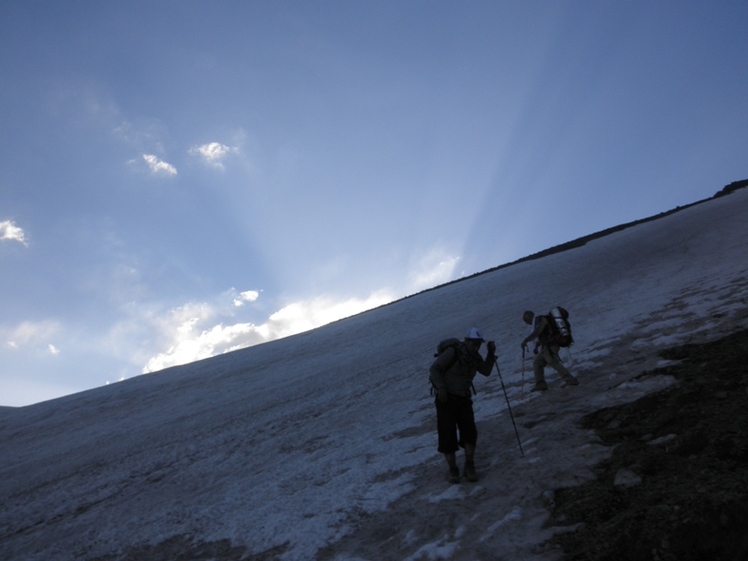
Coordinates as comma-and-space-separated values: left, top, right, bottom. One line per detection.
521, 348, 525, 399
493, 359, 524, 457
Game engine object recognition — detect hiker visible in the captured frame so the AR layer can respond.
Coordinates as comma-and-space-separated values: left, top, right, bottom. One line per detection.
521, 310, 578, 391
430, 327, 496, 483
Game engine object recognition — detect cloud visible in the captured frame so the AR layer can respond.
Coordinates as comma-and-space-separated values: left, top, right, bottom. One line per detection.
0, 220, 28, 246
142, 154, 177, 176
407, 249, 461, 292
3, 320, 61, 352
143, 320, 265, 373
140, 296, 266, 373
233, 290, 260, 307
113, 120, 162, 150
138, 248, 462, 375
141, 289, 394, 374
267, 292, 394, 339
189, 142, 237, 169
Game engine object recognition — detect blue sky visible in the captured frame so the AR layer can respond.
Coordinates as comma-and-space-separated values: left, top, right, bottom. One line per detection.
1, 1, 747, 406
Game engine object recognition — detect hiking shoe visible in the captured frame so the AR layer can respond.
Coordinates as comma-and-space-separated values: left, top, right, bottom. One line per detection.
563, 377, 579, 386
463, 460, 478, 482
531, 381, 548, 392
448, 465, 461, 484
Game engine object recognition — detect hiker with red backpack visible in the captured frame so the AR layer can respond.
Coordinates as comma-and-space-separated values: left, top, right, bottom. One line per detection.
429, 327, 496, 483
521, 308, 579, 392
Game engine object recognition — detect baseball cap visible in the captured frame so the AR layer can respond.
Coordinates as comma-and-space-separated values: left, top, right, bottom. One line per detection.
465, 327, 484, 341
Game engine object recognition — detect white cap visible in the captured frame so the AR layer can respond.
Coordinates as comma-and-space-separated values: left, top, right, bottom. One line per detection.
465, 327, 484, 341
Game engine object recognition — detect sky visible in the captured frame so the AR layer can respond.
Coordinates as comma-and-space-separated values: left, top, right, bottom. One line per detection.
1, 1, 747, 407
3, 189, 747, 559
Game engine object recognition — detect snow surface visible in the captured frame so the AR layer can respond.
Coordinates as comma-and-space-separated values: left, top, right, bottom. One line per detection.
2, 189, 748, 560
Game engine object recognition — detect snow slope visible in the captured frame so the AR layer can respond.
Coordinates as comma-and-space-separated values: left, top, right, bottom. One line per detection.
2, 188, 748, 561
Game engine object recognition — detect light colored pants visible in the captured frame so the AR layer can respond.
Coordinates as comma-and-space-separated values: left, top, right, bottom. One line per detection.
533, 345, 574, 384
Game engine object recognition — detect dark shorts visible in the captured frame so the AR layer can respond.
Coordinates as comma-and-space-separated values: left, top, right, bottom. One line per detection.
435, 393, 477, 454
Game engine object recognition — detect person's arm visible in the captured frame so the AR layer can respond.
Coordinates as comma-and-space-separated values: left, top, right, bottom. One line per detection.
522, 320, 542, 349
476, 341, 497, 376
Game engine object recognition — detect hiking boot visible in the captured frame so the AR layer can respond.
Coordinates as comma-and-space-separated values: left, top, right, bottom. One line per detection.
448, 465, 461, 484
463, 459, 478, 482
563, 377, 579, 387
531, 381, 548, 392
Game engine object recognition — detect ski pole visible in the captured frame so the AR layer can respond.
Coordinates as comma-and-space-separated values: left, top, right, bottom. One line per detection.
493, 359, 524, 457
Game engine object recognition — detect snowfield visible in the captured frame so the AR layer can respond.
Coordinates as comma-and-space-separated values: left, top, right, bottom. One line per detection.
2, 188, 748, 560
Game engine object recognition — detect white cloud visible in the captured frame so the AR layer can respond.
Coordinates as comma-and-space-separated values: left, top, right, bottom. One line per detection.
140, 296, 260, 373
189, 142, 237, 169
138, 249, 462, 375
3, 320, 61, 351
233, 290, 260, 307
143, 320, 265, 373
143, 154, 177, 176
141, 289, 395, 374
0, 220, 28, 246
113, 120, 160, 149
407, 249, 461, 292
267, 292, 394, 338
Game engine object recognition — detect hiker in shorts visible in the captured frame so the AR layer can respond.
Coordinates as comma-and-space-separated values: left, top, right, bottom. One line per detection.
521, 311, 578, 391
429, 327, 496, 483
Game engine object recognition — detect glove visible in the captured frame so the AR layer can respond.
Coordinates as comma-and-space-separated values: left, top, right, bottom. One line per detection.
487, 341, 496, 354
437, 386, 448, 403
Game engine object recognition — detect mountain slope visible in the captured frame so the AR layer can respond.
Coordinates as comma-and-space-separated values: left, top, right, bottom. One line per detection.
1, 188, 747, 561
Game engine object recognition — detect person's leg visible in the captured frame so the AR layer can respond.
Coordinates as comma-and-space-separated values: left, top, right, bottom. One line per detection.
455, 398, 479, 482
546, 345, 578, 385
443, 452, 460, 482
436, 397, 460, 482
463, 442, 478, 481
532, 353, 549, 391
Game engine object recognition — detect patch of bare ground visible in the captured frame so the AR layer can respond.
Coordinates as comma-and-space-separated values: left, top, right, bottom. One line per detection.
549, 328, 748, 561
89, 535, 288, 561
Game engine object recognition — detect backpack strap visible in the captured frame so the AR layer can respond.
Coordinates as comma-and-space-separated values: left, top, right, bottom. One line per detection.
537, 315, 554, 344
445, 343, 461, 371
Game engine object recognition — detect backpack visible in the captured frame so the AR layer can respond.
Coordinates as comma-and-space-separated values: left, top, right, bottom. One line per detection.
546, 306, 573, 347
434, 338, 462, 369
430, 338, 477, 395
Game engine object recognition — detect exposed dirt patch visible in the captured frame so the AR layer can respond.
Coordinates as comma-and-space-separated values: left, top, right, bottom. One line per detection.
549, 328, 748, 561
88, 535, 288, 561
